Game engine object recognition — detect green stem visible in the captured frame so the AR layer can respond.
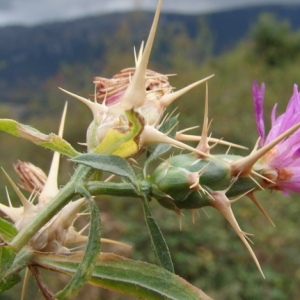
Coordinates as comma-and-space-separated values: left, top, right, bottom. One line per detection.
86, 181, 140, 198
10, 164, 92, 252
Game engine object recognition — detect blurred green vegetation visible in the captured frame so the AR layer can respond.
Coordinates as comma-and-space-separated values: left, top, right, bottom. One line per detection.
2, 12, 300, 300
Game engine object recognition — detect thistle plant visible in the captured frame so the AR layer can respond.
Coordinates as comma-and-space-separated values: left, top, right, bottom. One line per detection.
0, 0, 300, 299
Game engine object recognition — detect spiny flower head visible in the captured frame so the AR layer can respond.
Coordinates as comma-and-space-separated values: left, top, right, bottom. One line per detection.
253, 82, 300, 193
93, 67, 173, 126
59, 0, 213, 157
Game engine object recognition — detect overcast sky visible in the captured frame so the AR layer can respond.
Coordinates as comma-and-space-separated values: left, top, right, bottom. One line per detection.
0, 0, 299, 27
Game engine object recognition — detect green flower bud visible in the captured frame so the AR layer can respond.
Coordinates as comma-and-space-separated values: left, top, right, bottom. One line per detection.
170, 154, 232, 191
149, 153, 268, 211
216, 154, 262, 197
149, 153, 233, 210
151, 161, 200, 202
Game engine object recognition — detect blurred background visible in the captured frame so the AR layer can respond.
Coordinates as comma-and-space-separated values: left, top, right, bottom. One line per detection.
1, 0, 300, 299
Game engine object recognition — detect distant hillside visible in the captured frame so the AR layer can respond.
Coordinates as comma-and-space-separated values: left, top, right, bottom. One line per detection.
0, 4, 300, 106
206, 4, 300, 52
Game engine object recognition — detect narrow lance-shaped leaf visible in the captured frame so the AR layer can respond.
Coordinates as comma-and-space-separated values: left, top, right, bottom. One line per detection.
72, 153, 138, 189
0, 247, 33, 292
0, 245, 17, 278
0, 217, 18, 242
35, 252, 212, 300
141, 196, 174, 273
56, 199, 101, 299
0, 119, 80, 157
0, 273, 21, 293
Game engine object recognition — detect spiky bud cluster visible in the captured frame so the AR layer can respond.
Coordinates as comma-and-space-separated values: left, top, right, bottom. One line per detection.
149, 153, 231, 211
147, 151, 265, 274
1, 161, 88, 253
149, 153, 263, 209
59, 1, 213, 157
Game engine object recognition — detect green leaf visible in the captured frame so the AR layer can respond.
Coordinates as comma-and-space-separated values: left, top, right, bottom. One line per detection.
72, 154, 138, 189
141, 197, 174, 273
0, 245, 16, 278
0, 273, 21, 293
4, 247, 33, 278
0, 247, 32, 292
55, 199, 101, 299
0, 217, 18, 242
0, 119, 80, 157
39, 134, 80, 158
35, 252, 212, 300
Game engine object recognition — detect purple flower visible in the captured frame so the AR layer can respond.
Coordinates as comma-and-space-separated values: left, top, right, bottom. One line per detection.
253, 82, 300, 193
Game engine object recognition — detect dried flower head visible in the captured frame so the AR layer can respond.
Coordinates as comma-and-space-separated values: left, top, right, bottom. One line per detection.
13, 160, 47, 193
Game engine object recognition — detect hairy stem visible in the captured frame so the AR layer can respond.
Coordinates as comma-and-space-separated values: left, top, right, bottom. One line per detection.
86, 181, 141, 198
